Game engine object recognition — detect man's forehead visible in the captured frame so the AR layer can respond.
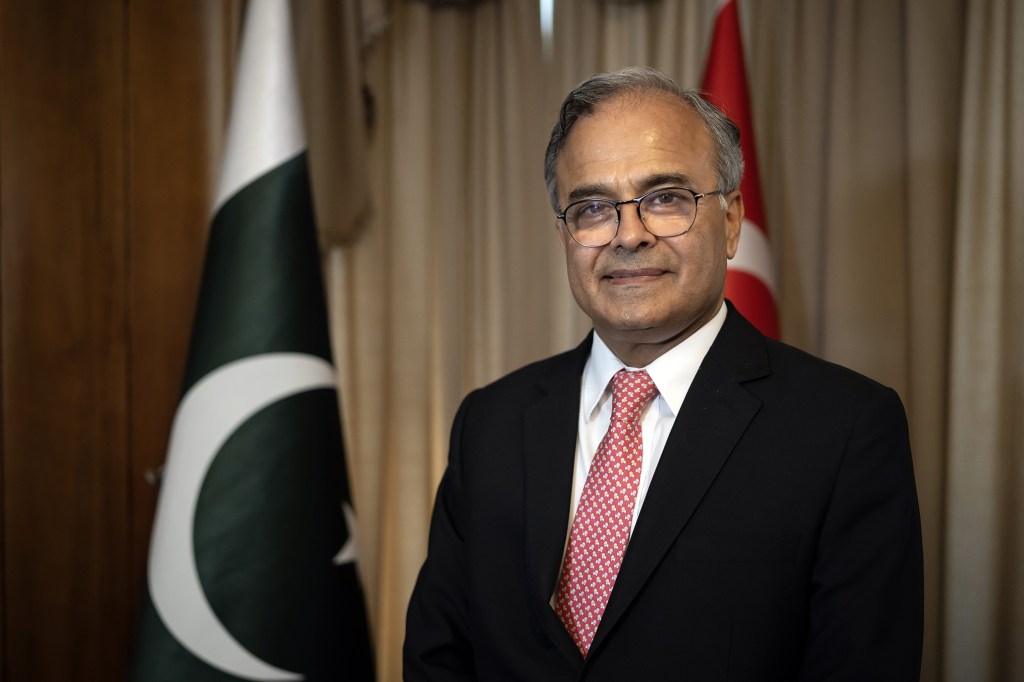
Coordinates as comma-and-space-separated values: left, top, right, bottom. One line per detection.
556, 95, 715, 196
565, 172, 701, 204
585, 90, 699, 127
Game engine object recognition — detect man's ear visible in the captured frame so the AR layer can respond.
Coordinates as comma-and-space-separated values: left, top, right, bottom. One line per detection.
725, 191, 744, 259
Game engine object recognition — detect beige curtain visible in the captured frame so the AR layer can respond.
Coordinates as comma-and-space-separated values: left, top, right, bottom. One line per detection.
318, 2, 557, 677
295, 0, 1022, 679
945, 0, 1024, 679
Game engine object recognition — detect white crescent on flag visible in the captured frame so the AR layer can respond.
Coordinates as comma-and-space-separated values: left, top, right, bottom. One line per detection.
148, 352, 337, 681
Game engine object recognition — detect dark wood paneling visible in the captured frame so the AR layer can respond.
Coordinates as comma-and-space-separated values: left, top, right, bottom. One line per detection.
1, 2, 233, 679
0, 1, 130, 680
126, 0, 232, 631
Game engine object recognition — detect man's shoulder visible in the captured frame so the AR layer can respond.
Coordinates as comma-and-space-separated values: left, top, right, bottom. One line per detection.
754, 336, 900, 413
715, 305, 895, 402
447, 341, 588, 439
471, 340, 589, 405
767, 337, 885, 385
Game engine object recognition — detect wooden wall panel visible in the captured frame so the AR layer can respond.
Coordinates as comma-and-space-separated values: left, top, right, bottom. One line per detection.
125, 0, 234, 628
0, 1, 130, 680
0, 1, 232, 679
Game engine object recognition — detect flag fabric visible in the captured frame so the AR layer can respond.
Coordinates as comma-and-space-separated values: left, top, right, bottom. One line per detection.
131, 0, 374, 680
701, 0, 780, 339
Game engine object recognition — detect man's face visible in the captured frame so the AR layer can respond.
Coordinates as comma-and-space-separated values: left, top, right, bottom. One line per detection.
554, 93, 742, 359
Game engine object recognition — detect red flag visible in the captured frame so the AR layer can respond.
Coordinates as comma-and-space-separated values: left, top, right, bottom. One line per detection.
701, 0, 780, 339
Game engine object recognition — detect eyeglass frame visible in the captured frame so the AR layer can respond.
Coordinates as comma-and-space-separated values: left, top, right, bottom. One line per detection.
555, 186, 726, 248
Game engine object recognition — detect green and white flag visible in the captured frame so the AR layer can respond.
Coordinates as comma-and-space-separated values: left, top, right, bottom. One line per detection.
131, 0, 374, 679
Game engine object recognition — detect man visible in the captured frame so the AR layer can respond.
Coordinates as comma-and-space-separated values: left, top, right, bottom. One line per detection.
405, 67, 923, 680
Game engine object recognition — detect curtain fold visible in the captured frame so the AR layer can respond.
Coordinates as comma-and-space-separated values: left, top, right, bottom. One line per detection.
322, 2, 551, 677
293, 0, 373, 246
903, 2, 965, 678
945, 0, 1024, 678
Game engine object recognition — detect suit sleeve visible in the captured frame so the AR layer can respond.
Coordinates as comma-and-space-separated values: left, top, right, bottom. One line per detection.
799, 386, 924, 680
404, 393, 477, 681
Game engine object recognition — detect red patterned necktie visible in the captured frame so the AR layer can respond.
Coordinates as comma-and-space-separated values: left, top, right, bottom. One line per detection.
555, 369, 659, 656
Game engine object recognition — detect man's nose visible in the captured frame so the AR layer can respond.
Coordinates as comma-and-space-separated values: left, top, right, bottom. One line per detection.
612, 201, 654, 249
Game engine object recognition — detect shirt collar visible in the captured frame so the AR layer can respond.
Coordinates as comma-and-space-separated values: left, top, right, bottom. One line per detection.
582, 303, 728, 420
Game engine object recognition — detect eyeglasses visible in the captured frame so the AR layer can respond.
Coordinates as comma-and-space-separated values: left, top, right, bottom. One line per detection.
556, 187, 724, 248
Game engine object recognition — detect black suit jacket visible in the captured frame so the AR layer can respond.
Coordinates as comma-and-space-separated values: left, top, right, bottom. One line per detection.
405, 306, 923, 680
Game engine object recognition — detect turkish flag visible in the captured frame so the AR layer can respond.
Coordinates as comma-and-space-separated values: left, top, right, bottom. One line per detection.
701, 0, 780, 339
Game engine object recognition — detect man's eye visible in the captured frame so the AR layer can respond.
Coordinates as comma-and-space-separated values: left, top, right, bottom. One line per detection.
579, 201, 610, 216
649, 191, 684, 205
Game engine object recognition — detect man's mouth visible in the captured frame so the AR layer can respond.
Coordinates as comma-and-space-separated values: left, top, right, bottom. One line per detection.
604, 268, 666, 283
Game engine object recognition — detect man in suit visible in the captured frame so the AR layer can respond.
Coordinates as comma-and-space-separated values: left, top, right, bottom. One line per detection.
404, 67, 923, 680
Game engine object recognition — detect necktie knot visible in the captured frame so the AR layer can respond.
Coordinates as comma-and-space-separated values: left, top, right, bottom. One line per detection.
610, 369, 658, 423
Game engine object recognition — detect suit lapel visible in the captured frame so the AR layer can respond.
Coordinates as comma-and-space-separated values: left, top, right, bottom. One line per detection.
588, 307, 770, 655
522, 337, 591, 665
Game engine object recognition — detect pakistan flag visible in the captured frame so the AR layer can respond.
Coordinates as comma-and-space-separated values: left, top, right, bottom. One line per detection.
130, 0, 375, 679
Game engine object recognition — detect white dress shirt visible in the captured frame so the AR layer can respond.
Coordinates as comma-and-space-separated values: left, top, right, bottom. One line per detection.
566, 303, 728, 537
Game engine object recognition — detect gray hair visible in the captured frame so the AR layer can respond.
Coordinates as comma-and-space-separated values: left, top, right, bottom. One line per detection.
543, 66, 744, 212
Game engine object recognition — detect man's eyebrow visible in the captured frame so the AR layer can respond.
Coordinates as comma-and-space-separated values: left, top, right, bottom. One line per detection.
636, 173, 697, 192
566, 183, 613, 204
564, 173, 698, 205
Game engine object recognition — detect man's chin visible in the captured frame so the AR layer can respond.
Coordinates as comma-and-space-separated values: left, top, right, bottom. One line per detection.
595, 319, 663, 340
